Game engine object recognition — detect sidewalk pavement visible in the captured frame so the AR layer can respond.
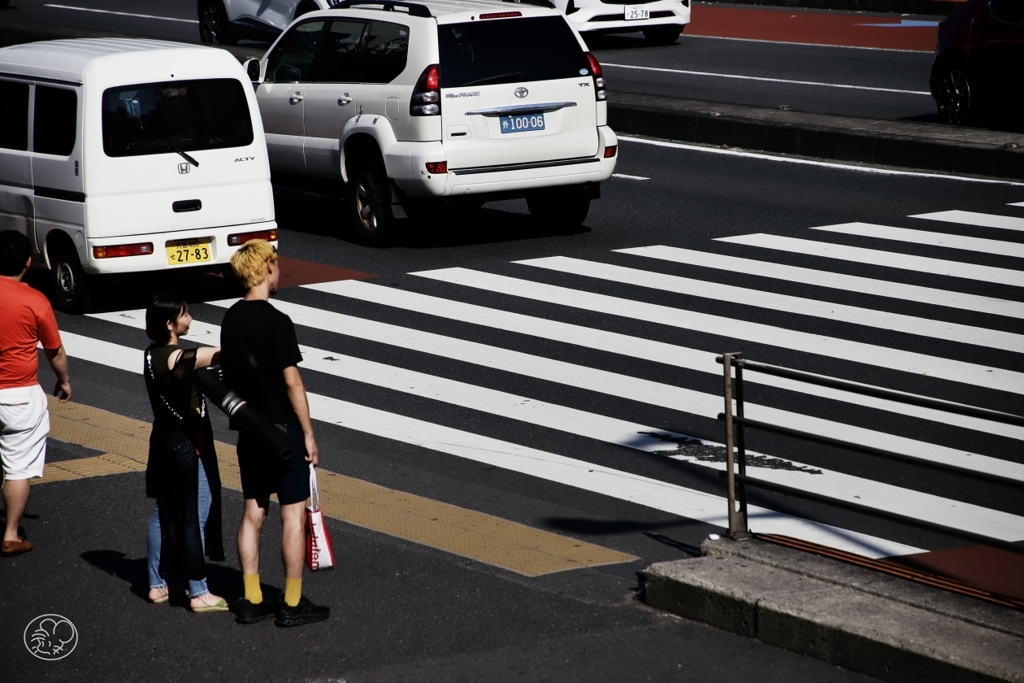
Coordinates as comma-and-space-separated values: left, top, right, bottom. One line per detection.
700, 0, 962, 17
641, 535, 1024, 683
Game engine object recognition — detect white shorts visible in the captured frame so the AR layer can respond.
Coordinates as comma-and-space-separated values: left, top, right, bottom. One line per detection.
0, 384, 50, 480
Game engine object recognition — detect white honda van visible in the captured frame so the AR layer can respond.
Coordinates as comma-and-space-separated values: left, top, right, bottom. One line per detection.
0, 39, 276, 312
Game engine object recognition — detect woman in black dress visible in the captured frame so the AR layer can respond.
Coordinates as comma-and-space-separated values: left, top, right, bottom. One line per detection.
143, 292, 226, 612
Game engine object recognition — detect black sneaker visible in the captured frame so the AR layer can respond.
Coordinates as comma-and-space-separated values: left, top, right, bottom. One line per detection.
233, 598, 276, 625
275, 597, 329, 628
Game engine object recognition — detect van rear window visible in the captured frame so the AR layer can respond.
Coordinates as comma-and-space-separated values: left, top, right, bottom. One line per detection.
437, 17, 589, 88
102, 79, 253, 158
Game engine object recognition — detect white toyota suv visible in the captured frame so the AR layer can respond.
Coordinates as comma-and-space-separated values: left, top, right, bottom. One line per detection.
244, 0, 618, 243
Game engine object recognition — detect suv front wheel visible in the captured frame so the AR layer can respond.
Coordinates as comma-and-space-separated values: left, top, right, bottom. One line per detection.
347, 154, 395, 245
527, 188, 591, 231
198, 0, 236, 45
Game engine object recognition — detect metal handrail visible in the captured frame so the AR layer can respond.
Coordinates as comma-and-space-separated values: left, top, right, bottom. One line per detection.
715, 352, 1024, 556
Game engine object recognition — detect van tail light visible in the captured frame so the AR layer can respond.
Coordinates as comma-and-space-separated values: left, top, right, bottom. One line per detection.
603, 145, 617, 158
411, 64, 441, 116
93, 243, 153, 259
425, 161, 447, 174
228, 229, 278, 246
585, 52, 606, 101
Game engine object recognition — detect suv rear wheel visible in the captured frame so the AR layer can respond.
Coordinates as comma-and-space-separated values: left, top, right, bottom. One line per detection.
527, 188, 591, 231
643, 24, 684, 46
347, 154, 395, 245
936, 68, 972, 125
50, 242, 93, 314
198, 0, 237, 45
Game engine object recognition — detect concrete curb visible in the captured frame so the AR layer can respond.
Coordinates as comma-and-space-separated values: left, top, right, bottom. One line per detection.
639, 537, 1024, 683
607, 92, 1024, 181
697, 0, 960, 15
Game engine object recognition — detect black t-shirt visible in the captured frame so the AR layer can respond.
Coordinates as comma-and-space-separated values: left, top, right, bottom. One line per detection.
220, 300, 303, 425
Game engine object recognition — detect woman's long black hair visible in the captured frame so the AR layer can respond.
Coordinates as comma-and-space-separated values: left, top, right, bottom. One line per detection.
145, 291, 188, 344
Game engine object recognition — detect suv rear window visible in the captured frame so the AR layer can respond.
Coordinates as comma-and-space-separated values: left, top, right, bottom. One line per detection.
102, 79, 253, 157
438, 17, 589, 88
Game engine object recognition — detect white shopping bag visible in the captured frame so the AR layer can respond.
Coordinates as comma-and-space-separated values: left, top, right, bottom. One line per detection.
305, 464, 335, 571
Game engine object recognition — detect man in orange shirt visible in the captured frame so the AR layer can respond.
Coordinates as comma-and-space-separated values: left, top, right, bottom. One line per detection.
0, 231, 72, 557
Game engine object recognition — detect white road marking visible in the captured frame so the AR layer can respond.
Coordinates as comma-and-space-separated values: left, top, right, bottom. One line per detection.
44, 4, 199, 23
718, 233, 1024, 288
56, 329, 921, 558
414, 268, 1024, 395
1009, 202, 1024, 207
612, 173, 650, 180
619, 136, 1024, 186
617, 245, 1024, 319
912, 210, 1024, 233
307, 280, 1024, 441
604, 62, 931, 96
811, 222, 1024, 259
685, 32, 931, 54
518, 255, 1023, 352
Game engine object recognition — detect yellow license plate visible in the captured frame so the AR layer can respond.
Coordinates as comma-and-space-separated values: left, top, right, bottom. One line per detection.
166, 240, 212, 265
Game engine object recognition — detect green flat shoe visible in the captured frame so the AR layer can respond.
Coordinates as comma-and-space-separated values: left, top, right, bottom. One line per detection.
191, 596, 229, 613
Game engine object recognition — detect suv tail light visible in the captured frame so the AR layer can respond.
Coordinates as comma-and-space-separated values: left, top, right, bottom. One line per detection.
411, 64, 440, 116
585, 52, 606, 102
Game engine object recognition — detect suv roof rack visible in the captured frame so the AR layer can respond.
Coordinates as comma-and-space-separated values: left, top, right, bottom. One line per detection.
332, 0, 433, 17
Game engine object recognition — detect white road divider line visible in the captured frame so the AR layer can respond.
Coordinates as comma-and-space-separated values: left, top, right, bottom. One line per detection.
603, 62, 932, 96
912, 210, 1024, 233
1009, 202, 1024, 208
517, 255, 1023, 353
56, 330, 921, 558
92, 310, 1024, 542
717, 233, 1024, 288
44, 3, 199, 23
812, 222, 1024, 259
413, 268, 1024, 395
306, 280, 1024, 441
617, 245, 1024, 319
612, 173, 650, 180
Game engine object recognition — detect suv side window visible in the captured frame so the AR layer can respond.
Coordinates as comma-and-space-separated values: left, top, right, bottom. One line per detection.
266, 20, 326, 83
0, 80, 29, 151
361, 20, 409, 84
313, 19, 368, 82
34, 86, 77, 156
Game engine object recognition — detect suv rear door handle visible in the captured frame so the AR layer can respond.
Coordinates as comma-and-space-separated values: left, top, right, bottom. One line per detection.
289, 92, 304, 104
337, 95, 353, 105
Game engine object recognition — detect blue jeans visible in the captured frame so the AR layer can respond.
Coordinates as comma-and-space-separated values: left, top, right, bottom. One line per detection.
147, 457, 211, 597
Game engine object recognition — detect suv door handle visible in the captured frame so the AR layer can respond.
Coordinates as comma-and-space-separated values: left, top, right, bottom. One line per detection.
289, 93, 304, 104
338, 95, 353, 105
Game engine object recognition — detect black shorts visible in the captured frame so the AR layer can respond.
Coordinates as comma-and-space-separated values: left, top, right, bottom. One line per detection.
237, 423, 310, 505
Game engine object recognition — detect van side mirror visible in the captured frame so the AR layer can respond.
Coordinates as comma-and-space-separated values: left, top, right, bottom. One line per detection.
244, 58, 262, 83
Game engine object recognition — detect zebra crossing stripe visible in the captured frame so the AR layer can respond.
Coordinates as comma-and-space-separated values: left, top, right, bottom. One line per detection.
55, 330, 920, 558
716, 233, 1024, 287
304, 281, 1023, 441
616, 245, 1024, 319
811, 223, 1024, 259
517, 256, 1023, 353
411, 268, 1024, 395
912, 210, 1024, 233
86, 311, 1024, 544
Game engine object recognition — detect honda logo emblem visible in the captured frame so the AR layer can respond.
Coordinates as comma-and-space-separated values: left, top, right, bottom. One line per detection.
514, 87, 528, 99
178, 162, 190, 174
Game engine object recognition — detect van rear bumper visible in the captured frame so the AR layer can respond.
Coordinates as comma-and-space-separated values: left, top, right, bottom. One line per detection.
81, 221, 278, 275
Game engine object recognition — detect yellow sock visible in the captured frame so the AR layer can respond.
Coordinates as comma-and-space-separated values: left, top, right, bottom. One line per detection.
243, 574, 263, 605
284, 577, 302, 608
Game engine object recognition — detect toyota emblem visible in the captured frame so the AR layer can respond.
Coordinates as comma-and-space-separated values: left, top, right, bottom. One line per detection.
514, 87, 528, 99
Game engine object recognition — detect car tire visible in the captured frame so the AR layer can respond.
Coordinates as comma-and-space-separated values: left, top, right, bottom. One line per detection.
198, 0, 237, 45
50, 243, 93, 314
936, 68, 971, 125
527, 188, 591, 231
347, 154, 395, 245
643, 24, 684, 46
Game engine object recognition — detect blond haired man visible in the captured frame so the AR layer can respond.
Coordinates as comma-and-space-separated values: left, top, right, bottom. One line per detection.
220, 240, 329, 627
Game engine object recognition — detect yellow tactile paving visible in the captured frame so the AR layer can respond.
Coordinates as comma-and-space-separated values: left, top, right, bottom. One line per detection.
38, 397, 638, 576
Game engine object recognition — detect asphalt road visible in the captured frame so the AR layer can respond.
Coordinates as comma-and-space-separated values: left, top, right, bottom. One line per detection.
0, 0, 942, 121
3, 138, 1023, 681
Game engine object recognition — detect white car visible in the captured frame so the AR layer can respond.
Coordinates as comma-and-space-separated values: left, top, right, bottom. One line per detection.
245, 0, 619, 243
199, 0, 689, 45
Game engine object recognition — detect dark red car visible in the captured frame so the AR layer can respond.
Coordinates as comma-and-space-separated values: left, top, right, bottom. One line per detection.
930, 0, 1024, 124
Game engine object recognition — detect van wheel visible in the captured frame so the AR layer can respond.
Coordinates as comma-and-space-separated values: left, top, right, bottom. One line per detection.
527, 188, 591, 231
50, 245, 93, 314
643, 24, 684, 45
198, 0, 236, 45
347, 154, 395, 245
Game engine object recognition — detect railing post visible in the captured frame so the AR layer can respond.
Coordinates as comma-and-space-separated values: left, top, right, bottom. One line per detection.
722, 352, 750, 539
734, 354, 749, 533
